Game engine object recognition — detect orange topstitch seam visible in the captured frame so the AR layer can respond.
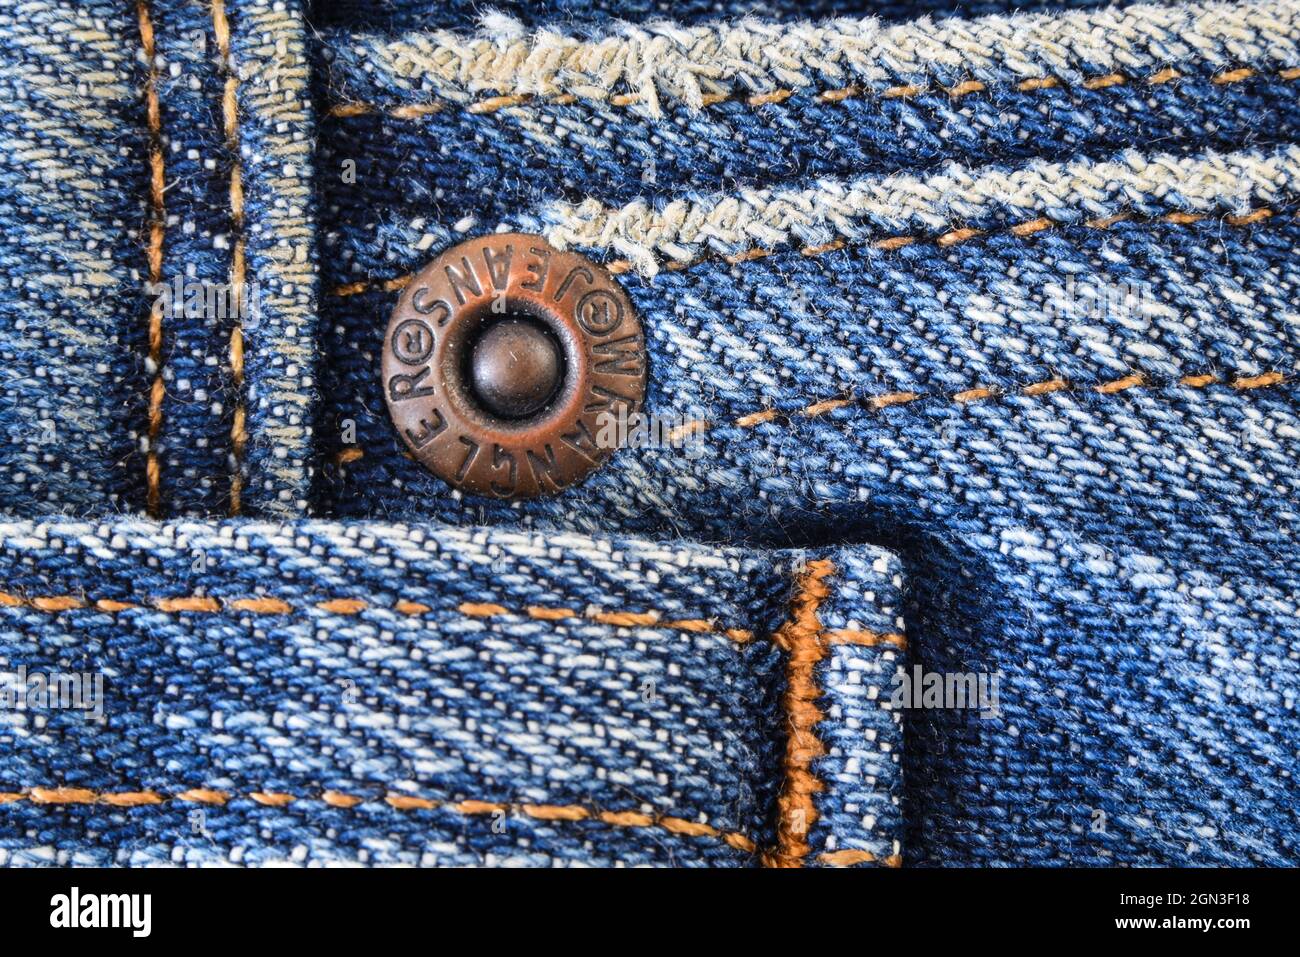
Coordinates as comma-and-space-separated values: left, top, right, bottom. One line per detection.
2, 574, 904, 866
211, 0, 248, 517
2, 788, 891, 864
663, 370, 1290, 444
331, 371, 1289, 470
763, 560, 906, 868
137, 0, 166, 519
0, 590, 902, 648
0, 788, 755, 853
765, 559, 835, 868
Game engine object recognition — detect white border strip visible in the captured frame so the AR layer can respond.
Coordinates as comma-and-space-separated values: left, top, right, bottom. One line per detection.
342, 0, 1300, 115
535, 145, 1300, 274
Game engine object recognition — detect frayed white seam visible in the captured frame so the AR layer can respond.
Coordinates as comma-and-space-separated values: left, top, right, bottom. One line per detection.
537, 145, 1300, 276
349, 0, 1300, 117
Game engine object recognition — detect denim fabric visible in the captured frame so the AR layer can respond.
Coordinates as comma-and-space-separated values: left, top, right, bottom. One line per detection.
0, 1, 151, 513
148, 0, 239, 518
311, 0, 1129, 32
312, 0, 1300, 866
232, 0, 319, 517
0, 520, 902, 866
0, 0, 317, 519
0, 0, 1297, 868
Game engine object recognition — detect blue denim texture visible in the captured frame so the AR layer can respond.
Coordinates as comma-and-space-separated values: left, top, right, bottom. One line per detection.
0, 0, 1296, 867
0, 520, 902, 865
0, 1, 151, 513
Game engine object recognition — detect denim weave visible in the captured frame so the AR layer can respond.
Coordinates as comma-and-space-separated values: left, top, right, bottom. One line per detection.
0, 519, 903, 866
0, 0, 1296, 867
311, 0, 1300, 866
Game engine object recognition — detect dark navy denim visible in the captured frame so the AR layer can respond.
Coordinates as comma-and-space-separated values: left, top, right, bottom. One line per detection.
0, 0, 1296, 866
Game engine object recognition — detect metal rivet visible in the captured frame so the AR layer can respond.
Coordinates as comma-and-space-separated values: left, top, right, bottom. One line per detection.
469, 318, 564, 420
382, 234, 647, 499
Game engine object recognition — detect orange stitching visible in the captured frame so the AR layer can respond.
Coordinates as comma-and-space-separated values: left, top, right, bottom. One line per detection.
138, 0, 166, 518
826, 628, 908, 650
154, 596, 220, 613
1233, 371, 1285, 389
330, 206, 1288, 298
332, 370, 1288, 460
1023, 379, 1069, 396
179, 787, 229, 805
0, 591, 753, 640
331, 274, 412, 298
457, 600, 755, 641
1096, 373, 1145, 394
317, 598, 367, 615
229, 596, 292, 613
212, 0, 247, 516
4, 789, 755, 852
622, 207, 1286, 278
764, 564, 906, 867
682, 371, 1289, 442
818, 848, 903, 867
325, 64, 1295, 120
31, 596, 84, 612
765, 559, 836, 868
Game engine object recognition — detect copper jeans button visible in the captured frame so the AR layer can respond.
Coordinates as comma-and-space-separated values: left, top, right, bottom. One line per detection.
382, 234, 647, 499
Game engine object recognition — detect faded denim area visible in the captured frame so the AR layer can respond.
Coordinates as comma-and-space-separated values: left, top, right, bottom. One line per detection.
0, 0, 1296, 867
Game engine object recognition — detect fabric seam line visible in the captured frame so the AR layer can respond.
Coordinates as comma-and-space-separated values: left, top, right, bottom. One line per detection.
2, 787, 893, 864
765, 560, 905, 868
212, 0, 247, 517
0, 788, 756, 853
665, 371, 1290, 442
766, 559, 833, 868
138, 0, 166, 519
0, 591, 905, 648
324, 64, 1300, 119
329, 207, 1291, 297
343, 372, 1286, 464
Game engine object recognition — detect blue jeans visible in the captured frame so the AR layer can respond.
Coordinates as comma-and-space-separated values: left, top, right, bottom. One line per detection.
0, 0, 1297, 866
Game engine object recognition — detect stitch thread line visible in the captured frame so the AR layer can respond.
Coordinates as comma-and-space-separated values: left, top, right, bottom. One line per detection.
0, 788, 756, 853
457, 600, 756, 641
0, 586, 911, 650
338, 372, 1286, 473
212, 0, 247, 516
820, 848, 903, 867
602, 207, 1286, 277
665, 371, 1289, 445
329, 206, 1289, 298
766, 558, 836, 868
0, 590, 760, 640
341, 372, 1286, 465
2, 785, 888, 864
137, 0, 166, 518
326, 64, 1300, 120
